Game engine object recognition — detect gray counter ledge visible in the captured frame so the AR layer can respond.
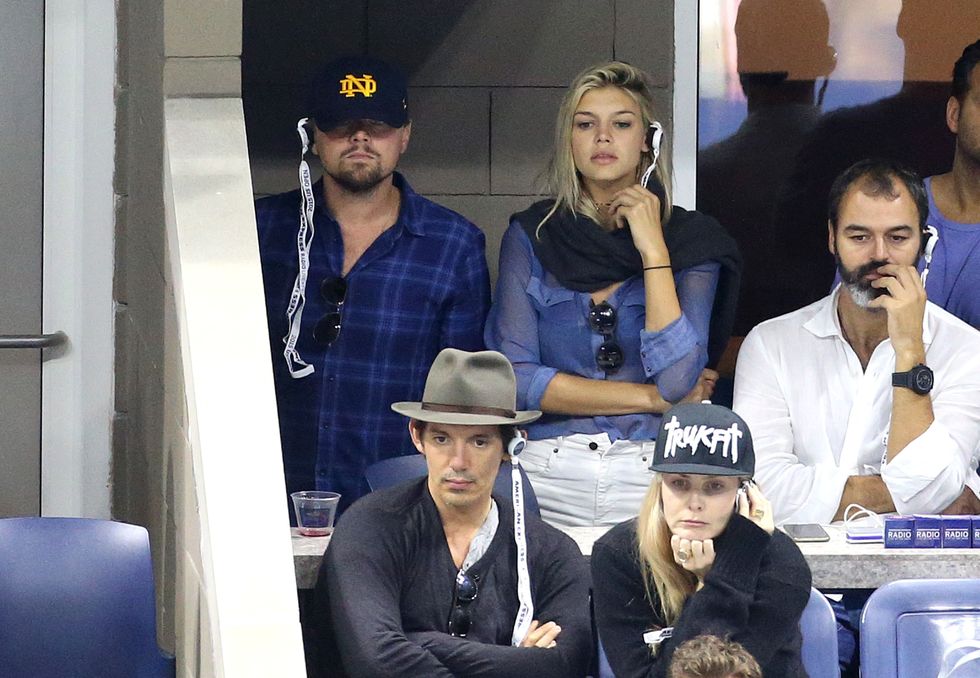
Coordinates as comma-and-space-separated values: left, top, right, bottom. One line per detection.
293, 524, 980, 590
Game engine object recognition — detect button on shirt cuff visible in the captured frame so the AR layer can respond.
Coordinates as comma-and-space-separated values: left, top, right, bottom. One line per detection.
639, 315, 699, 378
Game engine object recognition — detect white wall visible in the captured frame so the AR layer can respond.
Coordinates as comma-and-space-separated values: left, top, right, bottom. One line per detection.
42, 0, 116, 519
164, 97, 306, 677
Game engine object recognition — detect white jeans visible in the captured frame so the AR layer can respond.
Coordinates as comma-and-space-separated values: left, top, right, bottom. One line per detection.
520, 433, 657, 527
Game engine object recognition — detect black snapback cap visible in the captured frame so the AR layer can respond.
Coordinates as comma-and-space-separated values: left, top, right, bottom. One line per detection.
650, 402, 755, 476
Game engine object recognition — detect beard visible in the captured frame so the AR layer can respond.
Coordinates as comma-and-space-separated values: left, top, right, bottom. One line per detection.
437, 473, 482, 508
836, 254, 889, 310
328, 162, 388, 193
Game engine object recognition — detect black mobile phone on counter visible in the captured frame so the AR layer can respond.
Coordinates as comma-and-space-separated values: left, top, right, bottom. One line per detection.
783, 523, 830, 543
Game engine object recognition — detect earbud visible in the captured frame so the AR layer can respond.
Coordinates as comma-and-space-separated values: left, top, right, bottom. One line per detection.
733, 479, 755, 513
923, 225, 939, 260
297, 117, 312, 155
647, 121, 663, 166
639, 121, 664, 194
921, 224, 939, 285
507, 436, 526, 457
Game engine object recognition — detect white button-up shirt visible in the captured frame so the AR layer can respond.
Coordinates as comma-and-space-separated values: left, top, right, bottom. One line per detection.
734, 286, 980, 525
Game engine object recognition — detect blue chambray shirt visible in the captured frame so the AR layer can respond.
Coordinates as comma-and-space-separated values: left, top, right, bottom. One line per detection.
486, 221, 717, 442
257, 173, 490, 516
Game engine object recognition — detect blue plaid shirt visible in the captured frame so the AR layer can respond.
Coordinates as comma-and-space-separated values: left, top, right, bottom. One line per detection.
256, 173, 490, 515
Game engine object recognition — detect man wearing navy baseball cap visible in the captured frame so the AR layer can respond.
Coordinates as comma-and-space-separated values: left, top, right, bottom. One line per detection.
308, 56, 410, 134
255, 56, 491, 519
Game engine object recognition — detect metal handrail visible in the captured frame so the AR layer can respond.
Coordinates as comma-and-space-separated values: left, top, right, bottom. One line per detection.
0, 331, 68, 349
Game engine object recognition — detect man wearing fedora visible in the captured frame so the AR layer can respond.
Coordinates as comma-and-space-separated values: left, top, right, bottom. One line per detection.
311, 349, 592, 677
256, 55, 490, 518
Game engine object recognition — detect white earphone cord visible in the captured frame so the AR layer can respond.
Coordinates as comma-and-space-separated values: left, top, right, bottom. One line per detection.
639, 121, 663, 190
921, 224, 939, 286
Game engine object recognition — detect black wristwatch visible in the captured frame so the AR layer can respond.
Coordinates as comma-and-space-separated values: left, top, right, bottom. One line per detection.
892, 363, 934, 395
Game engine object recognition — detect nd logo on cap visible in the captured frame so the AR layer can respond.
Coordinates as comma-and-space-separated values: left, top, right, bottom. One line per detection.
339, 73, 377, 98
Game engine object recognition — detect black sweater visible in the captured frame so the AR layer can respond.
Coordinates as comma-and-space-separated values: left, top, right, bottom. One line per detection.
312, 478, 593, 677
591, 514, 811, 677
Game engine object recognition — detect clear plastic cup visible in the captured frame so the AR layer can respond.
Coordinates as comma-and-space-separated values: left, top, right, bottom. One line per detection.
291, 491, 341, 537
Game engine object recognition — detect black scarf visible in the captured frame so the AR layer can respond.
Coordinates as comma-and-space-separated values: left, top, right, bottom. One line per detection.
513, 199, 743, 367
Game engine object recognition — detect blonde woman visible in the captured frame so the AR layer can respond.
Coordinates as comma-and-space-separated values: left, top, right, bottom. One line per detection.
592, 403, 811, 677
486, 62, 741, 527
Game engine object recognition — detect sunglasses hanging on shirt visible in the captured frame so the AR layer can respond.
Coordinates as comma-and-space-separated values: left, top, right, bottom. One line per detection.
588, 301, 625, 373
447, 570, 479, 637
312, 276, 347, 346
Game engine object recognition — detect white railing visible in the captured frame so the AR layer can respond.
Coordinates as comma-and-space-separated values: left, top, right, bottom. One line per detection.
163, 97, 306, 677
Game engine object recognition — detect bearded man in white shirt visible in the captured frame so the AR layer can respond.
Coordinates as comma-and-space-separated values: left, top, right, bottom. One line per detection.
734, 158, 980, 526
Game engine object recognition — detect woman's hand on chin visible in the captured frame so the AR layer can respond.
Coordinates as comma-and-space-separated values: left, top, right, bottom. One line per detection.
608, 183, 669, 263
671, 533, 715, 584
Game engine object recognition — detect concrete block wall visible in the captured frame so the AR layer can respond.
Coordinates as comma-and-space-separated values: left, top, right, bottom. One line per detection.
114, 0, 243, 668
243, 0, 676, 283
113, 0, 174, 653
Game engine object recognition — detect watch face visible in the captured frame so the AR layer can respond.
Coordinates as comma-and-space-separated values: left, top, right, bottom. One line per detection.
912, 367, 934, 394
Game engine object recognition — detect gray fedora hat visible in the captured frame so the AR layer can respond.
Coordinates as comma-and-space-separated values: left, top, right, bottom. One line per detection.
391, 349, 541, 426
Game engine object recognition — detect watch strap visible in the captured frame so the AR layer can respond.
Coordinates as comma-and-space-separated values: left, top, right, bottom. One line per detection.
892, 363, 933, 394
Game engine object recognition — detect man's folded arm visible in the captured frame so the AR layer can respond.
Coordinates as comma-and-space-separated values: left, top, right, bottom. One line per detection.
881, 361, 980, 513
404, 538, 592, 678
734, 331, 849, 524
882, 421, 980, 514
318, 529, 454, 678
406, 632, 576, 678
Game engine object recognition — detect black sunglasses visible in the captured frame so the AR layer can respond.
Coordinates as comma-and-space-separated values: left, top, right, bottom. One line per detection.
313, 277, 347, 346
588, 301, 624, 373
447, 571, 479, 637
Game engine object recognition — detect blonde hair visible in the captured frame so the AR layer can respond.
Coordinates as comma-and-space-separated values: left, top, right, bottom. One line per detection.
636, 475, 696, 625
537, 61, 674, 237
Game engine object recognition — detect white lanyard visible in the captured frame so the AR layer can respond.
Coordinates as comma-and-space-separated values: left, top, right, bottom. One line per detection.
509, 456, 534, 646
643, 627, 673, 656
283, 118, 317, 379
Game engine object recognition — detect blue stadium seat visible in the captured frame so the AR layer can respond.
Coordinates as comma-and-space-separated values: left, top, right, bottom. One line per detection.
364, 454, 428, 491
801, 588, 841, 678
596, 636, 614, 678
860, 578, 980, 678
0, 517, 175, 678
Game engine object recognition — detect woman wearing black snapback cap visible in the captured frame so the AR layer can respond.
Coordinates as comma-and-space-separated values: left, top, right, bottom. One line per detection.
592, 403, 811, 677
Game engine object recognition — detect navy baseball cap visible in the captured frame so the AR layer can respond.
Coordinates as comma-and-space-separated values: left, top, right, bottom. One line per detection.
308, 56, 409, 132
649, 403, 755, 476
